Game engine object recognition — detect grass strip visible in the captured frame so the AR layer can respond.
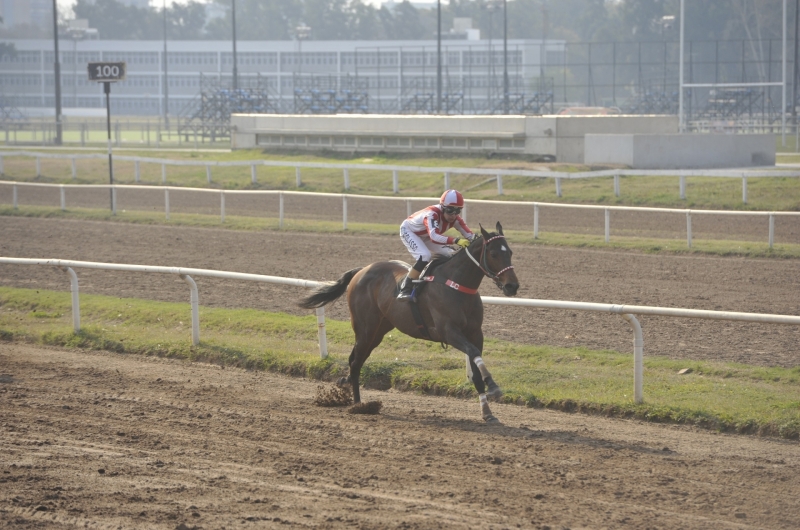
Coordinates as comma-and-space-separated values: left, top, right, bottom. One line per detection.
2, 205, 800, 259
1, 286, 798, 439
2, 148, 799, 211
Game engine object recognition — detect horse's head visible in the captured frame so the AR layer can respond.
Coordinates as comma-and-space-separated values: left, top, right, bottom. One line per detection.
478, 222, 519, 297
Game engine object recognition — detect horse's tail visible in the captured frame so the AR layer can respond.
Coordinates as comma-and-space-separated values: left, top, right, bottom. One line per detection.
298, 267, 363, 309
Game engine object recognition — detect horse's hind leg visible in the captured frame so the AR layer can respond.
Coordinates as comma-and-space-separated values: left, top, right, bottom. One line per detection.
348, 319, 394, 404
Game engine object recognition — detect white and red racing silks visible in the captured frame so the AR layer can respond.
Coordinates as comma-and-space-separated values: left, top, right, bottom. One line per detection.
404, 205, 474, 246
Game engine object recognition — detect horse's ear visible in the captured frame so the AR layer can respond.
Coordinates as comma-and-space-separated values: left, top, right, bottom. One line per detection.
480, 223, 490, 239
496, 222, 504, 236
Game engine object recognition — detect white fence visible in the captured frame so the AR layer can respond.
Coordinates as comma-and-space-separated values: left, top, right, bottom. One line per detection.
1, 149, 799, 204
2, 180, 799, 248
2, 257, 800, 404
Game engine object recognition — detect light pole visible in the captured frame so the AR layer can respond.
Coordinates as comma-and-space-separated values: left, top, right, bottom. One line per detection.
51, 0, 62, 145
232, 0, 238, 90
483, 1, 500, 112
502, 0, 509, 114
295, 23, 310, 82
66, 21, 87, 108
163, 0, 169, 129
436, 0, 442, 113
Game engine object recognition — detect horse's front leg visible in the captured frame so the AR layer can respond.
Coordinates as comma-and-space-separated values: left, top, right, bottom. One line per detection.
443, 325, 502, 423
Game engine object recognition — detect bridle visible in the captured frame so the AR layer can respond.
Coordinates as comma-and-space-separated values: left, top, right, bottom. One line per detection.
463, 234, 515, 290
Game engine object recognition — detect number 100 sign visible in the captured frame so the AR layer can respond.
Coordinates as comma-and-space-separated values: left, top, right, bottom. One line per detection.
87, 62, 126, 82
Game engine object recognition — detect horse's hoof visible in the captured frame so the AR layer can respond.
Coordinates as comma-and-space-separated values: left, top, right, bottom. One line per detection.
483, 414, 499, 423
486, 383, 503, 402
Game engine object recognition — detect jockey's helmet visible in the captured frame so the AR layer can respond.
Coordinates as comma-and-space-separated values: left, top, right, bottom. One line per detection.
440, 189, 464, 209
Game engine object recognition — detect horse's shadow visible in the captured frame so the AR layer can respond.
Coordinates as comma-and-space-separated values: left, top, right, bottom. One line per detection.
378, 411, 675, 456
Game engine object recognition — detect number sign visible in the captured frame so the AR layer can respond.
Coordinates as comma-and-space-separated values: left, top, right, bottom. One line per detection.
87, 62, 126, 82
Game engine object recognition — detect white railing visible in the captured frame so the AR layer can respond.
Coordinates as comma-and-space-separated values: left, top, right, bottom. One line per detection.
1, 149, 799, 204
2, 256, 800, 404
2, 181, 799, 248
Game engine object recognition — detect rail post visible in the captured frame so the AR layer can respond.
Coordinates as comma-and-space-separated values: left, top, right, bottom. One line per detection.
36, 156, 41, 177
0, 155, 3, 176
134, 160, 140, 183
555, 177, 562, 197
392, 170, 399, 194
111, 186, 117, 216
614, 173, 620, 197
295, 167, 302, 187
444, 171, 450, 190
497, 174, 503, 195
604, 207, 610, 243
686, 211, 692, 248
344, 168, 350, 190
206, 165, 212, 184
61, 266, 80, 333
342, 194, 348, 230
71, 157, 77, 180
12, 183, 17, 209
180, 274, 200, 346
462, 202, 467, 223
165, 188, 170, 220
769, 213, 775, 248
533, 203, 539, 239
742, 177, 748, 205
406, 199, 412, 217
60, 185, 66, 211
220, 191, 226, 223
621, 313, 644, 404
279, 191, 284, 228
251, 164, 257, 184
680, 175, 686, 200
161, 163, 166, 184
316, 307, 328, 359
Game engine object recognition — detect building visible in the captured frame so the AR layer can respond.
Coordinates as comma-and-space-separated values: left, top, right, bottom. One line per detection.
0, 37, 565, 117
0, 0, 50, 30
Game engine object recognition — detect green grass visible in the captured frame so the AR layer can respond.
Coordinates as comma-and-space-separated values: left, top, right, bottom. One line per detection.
2, 147, 799, 211
3, 204, 800, 259
1, 286, 799, 439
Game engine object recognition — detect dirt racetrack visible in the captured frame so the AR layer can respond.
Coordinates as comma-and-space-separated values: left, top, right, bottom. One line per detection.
2, 343, 800, 529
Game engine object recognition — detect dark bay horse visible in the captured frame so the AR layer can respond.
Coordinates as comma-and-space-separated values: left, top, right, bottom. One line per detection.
298, 222, 520, 423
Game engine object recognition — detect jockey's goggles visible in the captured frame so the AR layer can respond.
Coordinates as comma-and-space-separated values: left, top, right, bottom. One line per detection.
442, 206, 462, 215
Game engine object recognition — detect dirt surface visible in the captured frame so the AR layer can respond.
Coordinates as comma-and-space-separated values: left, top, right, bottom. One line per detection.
1, 217, 799, 368
2, 343, 799, 529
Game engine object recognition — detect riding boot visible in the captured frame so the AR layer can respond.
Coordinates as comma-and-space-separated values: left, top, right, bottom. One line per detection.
396, 274, 414, 299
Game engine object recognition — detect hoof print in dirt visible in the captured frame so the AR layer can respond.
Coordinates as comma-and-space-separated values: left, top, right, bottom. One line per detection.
348, 401, 383, 415
313, 384, 353, 407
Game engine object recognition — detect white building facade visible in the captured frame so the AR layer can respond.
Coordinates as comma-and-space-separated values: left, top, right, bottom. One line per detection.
0, 37, 565, 116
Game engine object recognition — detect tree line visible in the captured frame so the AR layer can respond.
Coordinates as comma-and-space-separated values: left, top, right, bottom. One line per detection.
0, 0, 790, 45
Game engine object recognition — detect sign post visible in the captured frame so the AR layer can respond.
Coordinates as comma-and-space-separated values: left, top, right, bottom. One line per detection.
88, 62, 126, 214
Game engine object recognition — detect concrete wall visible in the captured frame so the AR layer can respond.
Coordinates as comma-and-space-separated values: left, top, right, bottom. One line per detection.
584, 133, 776, 169
231, 113, 678, 163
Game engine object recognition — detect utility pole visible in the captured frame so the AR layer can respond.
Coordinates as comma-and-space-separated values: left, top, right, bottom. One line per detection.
163, 0, 169, 129
503, 0, 509, 114
436, 0, 442, 113
232, 0, 238, 90
51, 0, 62, 145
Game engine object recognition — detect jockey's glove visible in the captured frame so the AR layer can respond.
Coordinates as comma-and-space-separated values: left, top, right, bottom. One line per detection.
454, 237, 470, 248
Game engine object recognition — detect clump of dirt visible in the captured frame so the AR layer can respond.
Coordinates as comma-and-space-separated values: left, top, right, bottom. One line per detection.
313, 384, 353, 407
348, 401, 383, 415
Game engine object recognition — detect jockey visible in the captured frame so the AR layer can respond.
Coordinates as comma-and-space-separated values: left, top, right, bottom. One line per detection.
397, 189, 476, 299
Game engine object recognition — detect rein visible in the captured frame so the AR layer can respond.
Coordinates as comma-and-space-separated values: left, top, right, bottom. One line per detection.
419, 234, 515, 295
463, 234, 515, 290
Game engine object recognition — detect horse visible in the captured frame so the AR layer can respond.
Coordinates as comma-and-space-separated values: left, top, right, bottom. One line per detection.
298, 222, 520, 423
